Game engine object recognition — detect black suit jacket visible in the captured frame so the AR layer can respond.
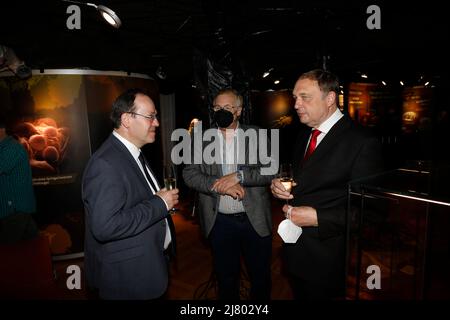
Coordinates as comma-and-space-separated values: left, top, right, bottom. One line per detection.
285, 115, 383, 290
82, 134, 170, 300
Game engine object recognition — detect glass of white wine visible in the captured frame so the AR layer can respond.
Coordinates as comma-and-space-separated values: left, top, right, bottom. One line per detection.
163, 163, 177, 212
279, 163, 294, 205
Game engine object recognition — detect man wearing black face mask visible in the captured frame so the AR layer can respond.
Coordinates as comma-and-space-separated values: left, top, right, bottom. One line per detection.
183, 89, 275, 300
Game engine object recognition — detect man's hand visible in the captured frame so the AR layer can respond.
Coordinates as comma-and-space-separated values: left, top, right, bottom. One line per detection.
212, 172, 240, 194
270, 178, 297, 200
282, 204, 318, 227
224, 184, 245, 200
156, 188, 179, 210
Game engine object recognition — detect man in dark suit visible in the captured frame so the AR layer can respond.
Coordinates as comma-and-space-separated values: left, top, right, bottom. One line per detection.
271, 69, 383, 300
82, 88, 179, 300
183, 88, 275, 300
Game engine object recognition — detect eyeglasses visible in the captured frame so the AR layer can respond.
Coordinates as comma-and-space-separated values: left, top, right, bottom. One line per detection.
212, 104, 237, 112
128, 112, 158, 122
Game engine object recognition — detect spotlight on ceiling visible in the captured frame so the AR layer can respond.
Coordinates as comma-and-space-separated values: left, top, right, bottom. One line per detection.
155, 66, 167, 80
0, 45, 32, 79
262, 67, 274, 78
63, 0, 122, 28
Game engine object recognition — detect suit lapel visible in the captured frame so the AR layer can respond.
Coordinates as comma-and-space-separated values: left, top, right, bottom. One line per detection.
301, 116, 351, 169
208, 127, 223, 176
293, 128, 310, 169
240, 124, 249, 165
297, 131, 310, 161
109, 134, 154, 194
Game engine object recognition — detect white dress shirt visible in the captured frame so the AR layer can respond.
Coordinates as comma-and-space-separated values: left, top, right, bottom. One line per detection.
305, 108, 344, 153
217, 124, 245, 214
112, 130, 171, 249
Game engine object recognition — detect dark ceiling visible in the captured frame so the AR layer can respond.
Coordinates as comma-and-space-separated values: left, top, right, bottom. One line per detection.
1, 0, 449, 90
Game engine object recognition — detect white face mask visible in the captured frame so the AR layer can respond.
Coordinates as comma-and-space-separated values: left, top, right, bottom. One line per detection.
277, 219, 302, 243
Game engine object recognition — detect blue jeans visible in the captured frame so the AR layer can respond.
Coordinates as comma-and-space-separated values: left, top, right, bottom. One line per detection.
209, 212, 272, 300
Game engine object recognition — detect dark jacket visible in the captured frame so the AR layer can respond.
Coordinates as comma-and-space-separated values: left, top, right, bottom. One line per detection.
82, 134, 169, 300
285, 115, 383, 291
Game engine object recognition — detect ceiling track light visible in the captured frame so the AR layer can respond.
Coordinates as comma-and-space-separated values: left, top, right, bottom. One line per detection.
262, 67, 274, 78
62, 0, 122, 28
155, 66, 167, 80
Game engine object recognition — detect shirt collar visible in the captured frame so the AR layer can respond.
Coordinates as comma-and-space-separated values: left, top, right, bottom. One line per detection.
317, 108, 344, 134
217, 121, 240, 136
112, 130, 141, 161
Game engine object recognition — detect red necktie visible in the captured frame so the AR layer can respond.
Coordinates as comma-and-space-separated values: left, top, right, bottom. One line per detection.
304, 129, 321, 161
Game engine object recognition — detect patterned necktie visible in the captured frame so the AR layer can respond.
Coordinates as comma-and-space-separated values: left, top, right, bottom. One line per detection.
304, 129, 321, 161
138, 152, 176, 257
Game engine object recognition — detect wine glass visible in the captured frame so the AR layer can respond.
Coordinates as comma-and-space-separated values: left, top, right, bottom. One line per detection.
279, 163, 294, 205
163, 163, 177, 212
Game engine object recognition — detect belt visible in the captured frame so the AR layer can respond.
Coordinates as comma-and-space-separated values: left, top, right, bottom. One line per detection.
218, 211, 246, 217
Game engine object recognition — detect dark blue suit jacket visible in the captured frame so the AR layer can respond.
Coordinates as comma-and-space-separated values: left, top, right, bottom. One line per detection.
82, 134, 169, 299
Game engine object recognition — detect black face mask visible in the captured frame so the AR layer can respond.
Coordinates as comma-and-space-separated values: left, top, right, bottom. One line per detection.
213, 109, 234, 128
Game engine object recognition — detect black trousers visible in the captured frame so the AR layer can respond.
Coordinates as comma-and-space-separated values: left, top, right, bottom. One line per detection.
209, 212, 272, 300
87, 286, 167, 301
288, 274, 345, 301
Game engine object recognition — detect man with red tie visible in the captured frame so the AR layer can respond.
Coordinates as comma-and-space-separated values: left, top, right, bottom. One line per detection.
271, 69, 383, 300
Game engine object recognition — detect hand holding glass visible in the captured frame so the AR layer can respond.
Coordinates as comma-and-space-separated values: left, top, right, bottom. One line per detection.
163, 164, 177, 212
279, 163, 294, 205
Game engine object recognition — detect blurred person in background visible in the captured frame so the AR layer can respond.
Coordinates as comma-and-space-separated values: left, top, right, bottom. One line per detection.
0, 115, 38, 243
